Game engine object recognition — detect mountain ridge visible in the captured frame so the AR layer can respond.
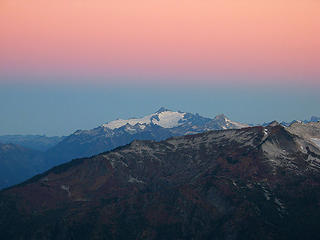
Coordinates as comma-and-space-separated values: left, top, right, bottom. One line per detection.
1, 123, 320, 239
1, 109, 319, 190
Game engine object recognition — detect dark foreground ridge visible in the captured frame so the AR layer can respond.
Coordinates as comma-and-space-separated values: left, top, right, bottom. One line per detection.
1, 123, 320, 240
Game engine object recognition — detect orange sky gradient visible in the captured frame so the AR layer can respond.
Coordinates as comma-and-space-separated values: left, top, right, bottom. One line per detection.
0, 0, 319, 85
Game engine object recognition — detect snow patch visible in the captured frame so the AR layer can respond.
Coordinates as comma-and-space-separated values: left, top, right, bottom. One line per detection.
274, 198, 286, 212
61, 185, 71, 197
128, 176, 145, 184
102, 115, 152, 129
107, 155, 128, 168
311, 138, 320, 148
102, 111, 186, 130
152, 111, 186, 128
261, 185, 271, 201
125, 125, 137, 133
225, 118, 248, 129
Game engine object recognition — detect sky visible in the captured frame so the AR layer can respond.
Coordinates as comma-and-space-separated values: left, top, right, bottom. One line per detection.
0, 0, 319, 136
1, 83, 319, 136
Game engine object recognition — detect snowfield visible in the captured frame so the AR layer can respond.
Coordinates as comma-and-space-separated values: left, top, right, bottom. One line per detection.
102, 110, 186, 130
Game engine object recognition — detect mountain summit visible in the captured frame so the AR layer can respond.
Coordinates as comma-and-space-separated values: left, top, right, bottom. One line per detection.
101, 108, 247, 131
102, 108, 186, 130
155, 106, 171, 113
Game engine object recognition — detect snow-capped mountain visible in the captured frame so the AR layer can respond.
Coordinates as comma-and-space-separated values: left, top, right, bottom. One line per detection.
102, 107, 186, 129
101, 107, 248, 134
46, 108, 248, 167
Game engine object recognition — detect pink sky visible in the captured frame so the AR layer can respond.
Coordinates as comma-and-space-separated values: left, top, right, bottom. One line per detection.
0, 0, 319, 85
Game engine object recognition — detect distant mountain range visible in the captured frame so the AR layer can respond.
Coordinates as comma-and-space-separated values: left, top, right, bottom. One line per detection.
0, 135, 65, 151
46, 107, 249, 166
0, 108, 249, 189
262, 115, 320, 127
0, 108, 319, 190
0, 143, 45, 189
1, 121, 320, 239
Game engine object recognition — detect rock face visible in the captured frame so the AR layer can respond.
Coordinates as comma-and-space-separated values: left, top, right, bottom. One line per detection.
1, 124, 320, 240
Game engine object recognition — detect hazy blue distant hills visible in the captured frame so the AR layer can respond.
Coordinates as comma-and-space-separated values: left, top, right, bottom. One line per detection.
0, 143, 45, 190
0, 135, 65, 151
310, 116, 320, 122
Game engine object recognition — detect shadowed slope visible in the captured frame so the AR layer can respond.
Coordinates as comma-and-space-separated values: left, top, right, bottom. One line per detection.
1, 124, 320, 239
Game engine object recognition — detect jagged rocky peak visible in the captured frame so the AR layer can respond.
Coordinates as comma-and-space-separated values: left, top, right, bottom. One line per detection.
214, 113, 228, 120
267, 120, 280, 127
213, 114, 249, 130
272, 115, 320, 127
155, 106, 171, 113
